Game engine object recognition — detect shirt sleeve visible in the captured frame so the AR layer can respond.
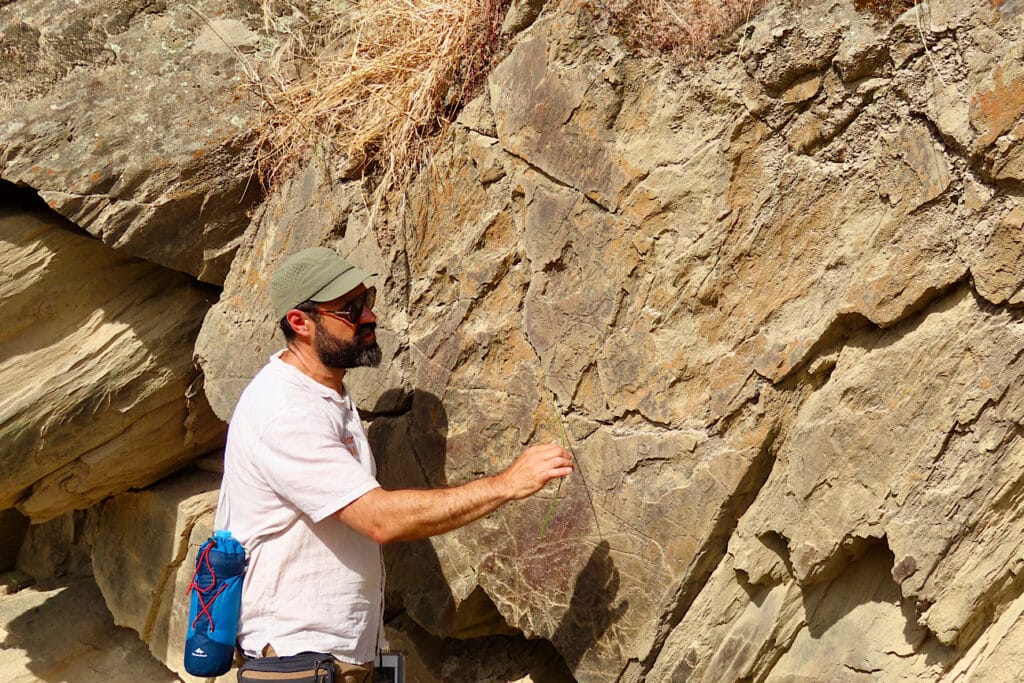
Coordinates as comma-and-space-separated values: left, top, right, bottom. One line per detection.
252, 406, 381, 523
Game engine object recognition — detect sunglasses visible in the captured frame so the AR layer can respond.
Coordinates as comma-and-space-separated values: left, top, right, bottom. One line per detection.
316, 286, 376, 325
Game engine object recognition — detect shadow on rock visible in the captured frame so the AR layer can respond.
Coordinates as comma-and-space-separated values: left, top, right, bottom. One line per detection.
1, 576, 177, 682
551, 540, 629, 673
368, 389, 458, 634
366, 389, 578, 680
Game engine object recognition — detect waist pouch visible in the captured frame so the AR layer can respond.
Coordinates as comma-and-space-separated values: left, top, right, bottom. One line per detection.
238, 652, 335, 683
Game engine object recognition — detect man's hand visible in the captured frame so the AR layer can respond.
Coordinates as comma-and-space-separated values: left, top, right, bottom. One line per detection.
338, 442, 574, 543
498, 443, 574, 500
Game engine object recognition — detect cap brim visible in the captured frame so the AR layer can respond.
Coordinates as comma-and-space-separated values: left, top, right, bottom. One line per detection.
308, 267, 372, 304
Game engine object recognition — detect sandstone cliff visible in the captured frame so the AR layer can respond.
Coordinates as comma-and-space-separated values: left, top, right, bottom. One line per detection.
3, 0, 1024, 681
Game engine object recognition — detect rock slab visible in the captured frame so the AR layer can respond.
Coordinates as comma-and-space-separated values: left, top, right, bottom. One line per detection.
0, 200, 225, 522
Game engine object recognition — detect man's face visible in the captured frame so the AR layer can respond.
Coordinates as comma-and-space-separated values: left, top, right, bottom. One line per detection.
313, 285, 382, 369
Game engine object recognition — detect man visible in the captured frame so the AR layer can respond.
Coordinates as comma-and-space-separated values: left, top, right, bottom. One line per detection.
215, 246, 573, 682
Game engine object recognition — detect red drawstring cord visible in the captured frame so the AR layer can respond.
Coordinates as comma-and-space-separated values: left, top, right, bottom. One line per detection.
188, 542, 228, 632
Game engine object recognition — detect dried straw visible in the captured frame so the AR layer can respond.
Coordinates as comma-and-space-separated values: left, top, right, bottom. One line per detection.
593, 0, 765, 61
252, 0, 767, 207
255, 0, 508, 198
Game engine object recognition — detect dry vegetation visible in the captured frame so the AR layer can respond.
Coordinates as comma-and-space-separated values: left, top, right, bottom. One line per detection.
250, 0, 922, 206
251, 0, 775, 205
592, 0, 768, 61
254, 0, 509, 196
249, 0, 777, 208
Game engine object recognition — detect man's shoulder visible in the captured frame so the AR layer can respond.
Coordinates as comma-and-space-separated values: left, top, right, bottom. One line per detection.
235, 362, 303, 417
233, 360, 316, 421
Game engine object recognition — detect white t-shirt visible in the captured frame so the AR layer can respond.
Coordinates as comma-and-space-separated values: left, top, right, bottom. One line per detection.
214, 351, 383, 664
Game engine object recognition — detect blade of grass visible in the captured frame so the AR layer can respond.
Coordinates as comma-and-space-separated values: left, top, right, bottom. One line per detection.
539, 404, 570, 539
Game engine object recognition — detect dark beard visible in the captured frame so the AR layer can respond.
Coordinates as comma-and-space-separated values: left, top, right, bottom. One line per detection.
316, 323, 382, 369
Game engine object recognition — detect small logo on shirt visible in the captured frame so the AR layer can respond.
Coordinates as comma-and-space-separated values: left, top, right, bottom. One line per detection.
191, 647, 208, 658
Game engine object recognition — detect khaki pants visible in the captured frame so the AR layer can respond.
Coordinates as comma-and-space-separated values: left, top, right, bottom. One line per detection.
261, 644, 374, 683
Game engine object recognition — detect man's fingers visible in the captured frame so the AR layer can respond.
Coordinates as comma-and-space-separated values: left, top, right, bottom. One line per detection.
506, 443, 575, 498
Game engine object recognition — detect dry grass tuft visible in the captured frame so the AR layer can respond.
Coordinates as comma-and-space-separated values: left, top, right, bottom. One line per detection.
853, 0, 915, 19
254, 0, 509, 198
591, 0, 767, 62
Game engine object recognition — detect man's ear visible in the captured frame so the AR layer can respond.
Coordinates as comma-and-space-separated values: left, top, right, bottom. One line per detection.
285, 309, 315, 339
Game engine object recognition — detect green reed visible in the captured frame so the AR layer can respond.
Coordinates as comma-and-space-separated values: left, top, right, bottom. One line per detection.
539, 405, 574, 539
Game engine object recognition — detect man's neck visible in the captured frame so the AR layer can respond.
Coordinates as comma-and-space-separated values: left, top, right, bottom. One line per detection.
281, 345, 346, 393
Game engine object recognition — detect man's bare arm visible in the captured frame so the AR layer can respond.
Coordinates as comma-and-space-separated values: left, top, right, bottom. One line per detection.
336, 443, 573, 544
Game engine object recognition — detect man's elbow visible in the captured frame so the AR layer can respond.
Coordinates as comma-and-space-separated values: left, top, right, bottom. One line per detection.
367, 517, 425, 544
354, 515, 406, 544
366, 522, 398, 545
336, 490, 420, 544
337, 491, 399, 544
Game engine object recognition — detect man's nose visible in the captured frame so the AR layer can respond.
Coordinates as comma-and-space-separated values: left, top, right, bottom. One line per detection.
359, 299, 377, 324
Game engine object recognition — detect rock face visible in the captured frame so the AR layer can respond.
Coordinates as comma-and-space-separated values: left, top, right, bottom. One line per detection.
0, 0, 266, 284
8, 0, 1024, 681
199, 0, 1024, 679
0, 196, 225, 522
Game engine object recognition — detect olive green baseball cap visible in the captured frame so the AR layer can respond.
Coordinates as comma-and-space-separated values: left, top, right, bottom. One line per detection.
269, 247, 372, 320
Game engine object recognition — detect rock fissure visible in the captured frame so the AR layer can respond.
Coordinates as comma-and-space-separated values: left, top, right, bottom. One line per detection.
772, 274, 972, 390
141, 500, 206, 641
498, 144, 613, 215
634, 422, 782, 680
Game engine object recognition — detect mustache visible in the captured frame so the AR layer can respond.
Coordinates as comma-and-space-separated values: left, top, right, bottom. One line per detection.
357, 322, 376, 334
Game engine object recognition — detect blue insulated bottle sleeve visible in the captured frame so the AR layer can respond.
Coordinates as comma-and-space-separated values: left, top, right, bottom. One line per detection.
184, 529, 246, 676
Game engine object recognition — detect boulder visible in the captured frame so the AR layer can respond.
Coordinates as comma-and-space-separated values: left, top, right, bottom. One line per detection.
0, 0, 268, 284
0, 577, 179, 682
92, 467, 226, 683
0, 198, 225, 522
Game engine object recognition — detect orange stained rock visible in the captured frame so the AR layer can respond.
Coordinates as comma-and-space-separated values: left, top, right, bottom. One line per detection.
970, 65, 1024, 148
622, 186, 663, 223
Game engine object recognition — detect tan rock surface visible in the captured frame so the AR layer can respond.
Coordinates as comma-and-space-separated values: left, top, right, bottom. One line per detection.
0, 577, 180, 683
92, 468, 226, 683
0, 202, 224, 522
0, 0, 267, 283
945, 588, 1024, 682
399, 1, 1024, 678
7, 0, 1024, 680
190, 0, 1024, 679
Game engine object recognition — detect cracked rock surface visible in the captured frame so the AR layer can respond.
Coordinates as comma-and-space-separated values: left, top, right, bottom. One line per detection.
8, 0, 1024, 680
195, 0, 1024, 679
0, 0, 267, 284
0, 196, 224, 523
